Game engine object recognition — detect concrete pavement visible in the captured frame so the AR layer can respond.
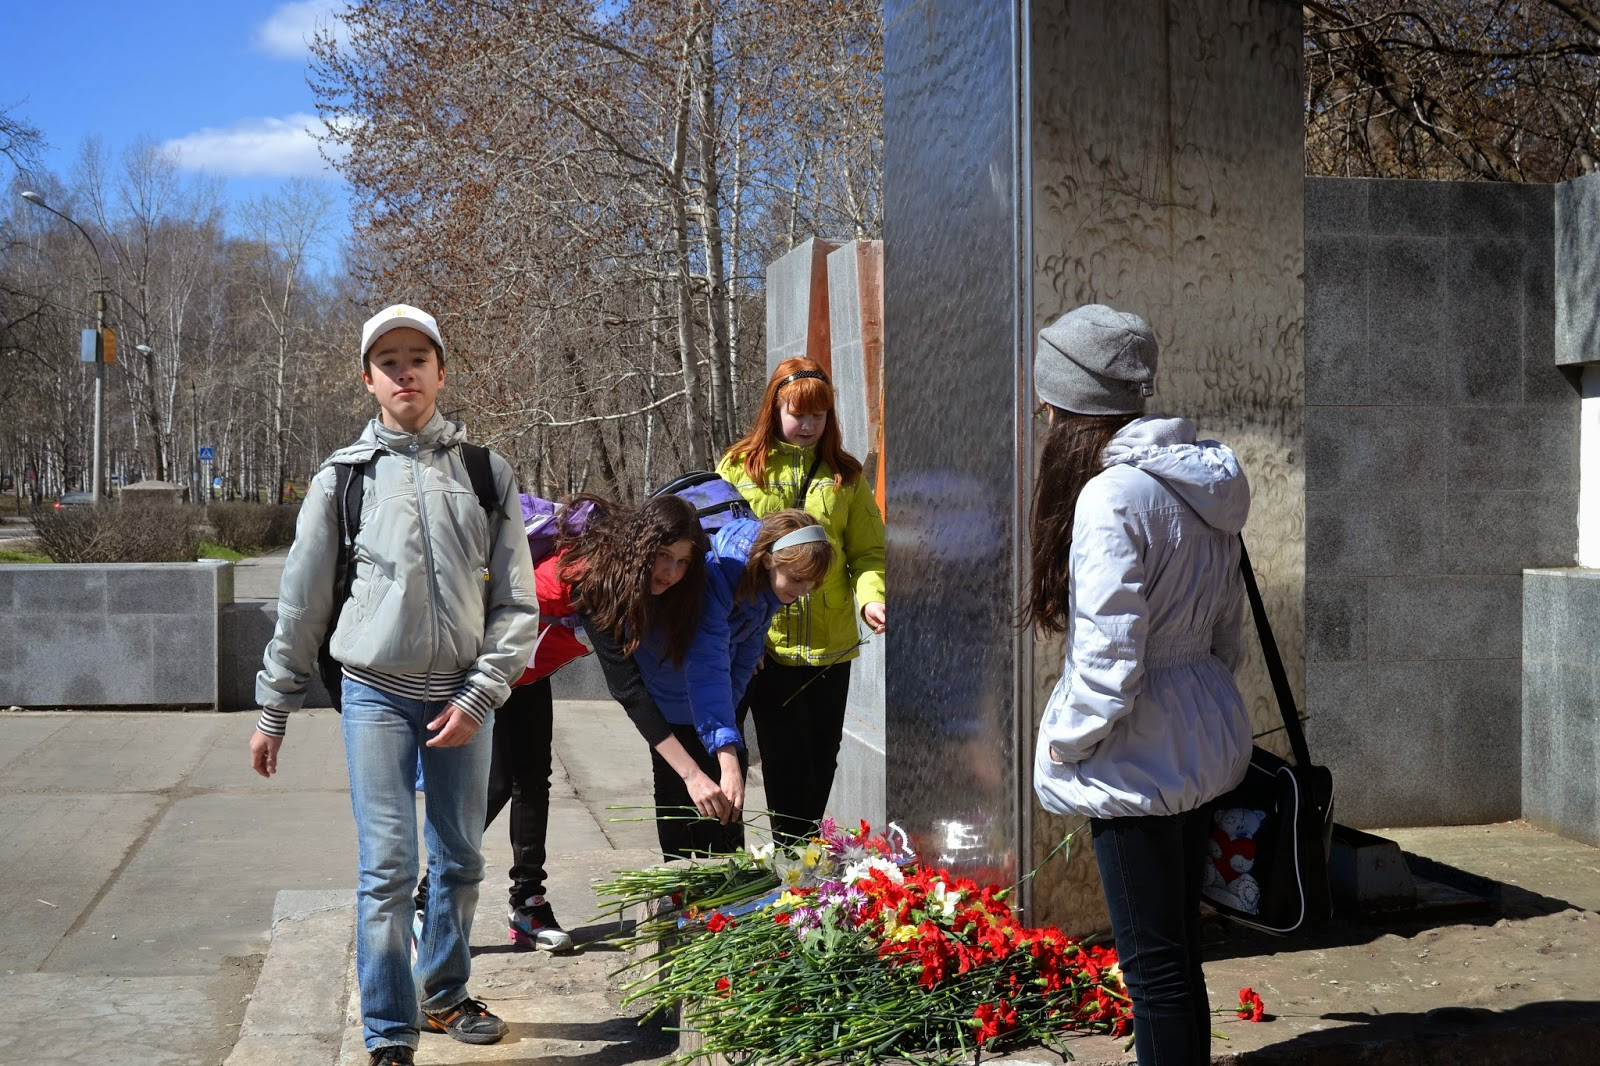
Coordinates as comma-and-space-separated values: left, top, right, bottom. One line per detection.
8, 701, 1600, 1065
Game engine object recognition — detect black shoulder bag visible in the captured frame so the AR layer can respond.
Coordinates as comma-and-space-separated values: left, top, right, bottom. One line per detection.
1199, 539, 1336, 935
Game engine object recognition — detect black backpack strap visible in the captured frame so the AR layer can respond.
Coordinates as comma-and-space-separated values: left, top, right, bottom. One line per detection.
459, 442, 502, 519
1238, 537, 1313, 770
319, 458, 369, 711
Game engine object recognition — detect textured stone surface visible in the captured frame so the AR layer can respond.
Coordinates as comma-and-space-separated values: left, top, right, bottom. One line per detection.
1304, 177, 1577, 828
1522, 569, 1600, 846
0, 560, 230, 708
1555, 172, 1600, 366
765, 237, 841, 372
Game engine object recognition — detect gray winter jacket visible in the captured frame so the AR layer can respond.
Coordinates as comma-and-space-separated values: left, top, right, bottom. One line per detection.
255, 412, 538, 733
1032, 415, 1254, 819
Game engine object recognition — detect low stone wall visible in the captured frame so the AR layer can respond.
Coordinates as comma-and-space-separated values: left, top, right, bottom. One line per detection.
1522, 568, 1600, 846
0, 560, 232, 708
219, 600, 614, 711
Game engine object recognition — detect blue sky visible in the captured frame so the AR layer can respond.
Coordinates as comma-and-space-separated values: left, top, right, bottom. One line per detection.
7, 0, 351, 244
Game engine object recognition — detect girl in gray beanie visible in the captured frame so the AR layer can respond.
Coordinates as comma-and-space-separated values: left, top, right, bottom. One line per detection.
1028, 304, 1253, 1065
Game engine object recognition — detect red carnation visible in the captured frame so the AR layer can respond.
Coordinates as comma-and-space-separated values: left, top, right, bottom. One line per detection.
1236, 987, 1265, 1022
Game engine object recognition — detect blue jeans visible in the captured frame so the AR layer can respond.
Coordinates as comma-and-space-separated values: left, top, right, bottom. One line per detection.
1090, 809, 1212, 1065
341, 677, 494, 1051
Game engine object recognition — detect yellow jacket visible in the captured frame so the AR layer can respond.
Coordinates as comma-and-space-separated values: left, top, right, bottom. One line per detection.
717, 443, 886, 666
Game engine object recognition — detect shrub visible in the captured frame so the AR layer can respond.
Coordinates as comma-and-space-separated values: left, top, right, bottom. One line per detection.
32, 502, 204, 563
208, 502, 300, 552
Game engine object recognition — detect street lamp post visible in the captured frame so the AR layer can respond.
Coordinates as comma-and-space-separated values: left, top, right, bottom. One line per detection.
20, 190, 109, 504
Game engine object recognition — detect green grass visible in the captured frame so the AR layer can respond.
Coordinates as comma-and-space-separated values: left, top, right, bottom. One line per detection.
200, 541, 249, 562
0, 546, 52, 564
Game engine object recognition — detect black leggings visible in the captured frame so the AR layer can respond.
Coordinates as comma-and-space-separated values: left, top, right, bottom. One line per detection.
417, 679, 553, 912
650, 721, 747, 861
739, 657, 851, 846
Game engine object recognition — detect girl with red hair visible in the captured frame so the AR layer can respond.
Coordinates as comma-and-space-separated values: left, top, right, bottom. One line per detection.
717, 357, 887, 844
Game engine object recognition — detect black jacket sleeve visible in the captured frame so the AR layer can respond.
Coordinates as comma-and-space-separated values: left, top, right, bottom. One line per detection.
574, 604, 674, 747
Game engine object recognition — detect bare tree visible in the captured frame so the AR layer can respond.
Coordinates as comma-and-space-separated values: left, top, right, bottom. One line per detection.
1306, 0, 1600, 181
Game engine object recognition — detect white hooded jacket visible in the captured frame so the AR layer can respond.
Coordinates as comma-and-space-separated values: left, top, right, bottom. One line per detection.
1033, 416, 1254, 819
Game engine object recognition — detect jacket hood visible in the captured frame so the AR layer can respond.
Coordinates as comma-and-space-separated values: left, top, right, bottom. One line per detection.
1102, 416, 1249, 534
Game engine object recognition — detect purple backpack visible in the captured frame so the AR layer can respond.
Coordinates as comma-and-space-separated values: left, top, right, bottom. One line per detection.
650, 471, 753, 534
520, 495, 594, 562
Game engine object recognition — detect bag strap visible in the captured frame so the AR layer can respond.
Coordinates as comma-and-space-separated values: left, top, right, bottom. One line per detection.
793, 454, 823, 509
458, 442, 502, 519
332, 460, 367, 610
1237, 537, 1314, 770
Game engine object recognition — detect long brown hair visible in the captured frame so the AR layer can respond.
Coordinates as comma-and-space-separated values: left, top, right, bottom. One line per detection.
1025, 409, 1132, 634
735, 509, 834, 603
558, 494, 707, 663
723, 357, 863, 489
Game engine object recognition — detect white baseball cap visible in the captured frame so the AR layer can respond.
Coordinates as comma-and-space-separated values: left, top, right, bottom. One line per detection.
360, 304, 445, 367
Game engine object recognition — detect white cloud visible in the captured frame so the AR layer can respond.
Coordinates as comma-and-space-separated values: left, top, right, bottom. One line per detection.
161, 114, 343, 178
254, 0, 345, 59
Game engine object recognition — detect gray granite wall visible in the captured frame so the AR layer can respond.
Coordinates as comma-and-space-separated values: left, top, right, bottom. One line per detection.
1304, 177, 1577, 828
1522, 569, 1600, 845
0, 561, 232, 708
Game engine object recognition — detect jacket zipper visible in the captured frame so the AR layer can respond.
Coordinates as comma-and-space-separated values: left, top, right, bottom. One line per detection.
412, 439, 440, 700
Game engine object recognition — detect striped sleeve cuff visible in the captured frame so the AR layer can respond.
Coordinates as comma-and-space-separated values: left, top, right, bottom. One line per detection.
451, 684, 494, 725
256, 708, 289, 737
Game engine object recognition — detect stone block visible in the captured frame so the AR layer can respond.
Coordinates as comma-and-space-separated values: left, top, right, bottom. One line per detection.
1440, 491, 1577, 574
1522, 570, 1600, 845
1369, 178, 1447, 236
827, 241, 884, 464
1303, 235, 1369, 406
1306, 489, 1442, 577
765, 238, 842, 374
1444, 238, 1526, 405
1523, 240, 1569, 403
1303, 405, 1446, 491
1446, 405, 1578, 492
1368, 237, 1445, 399
0, 562, 231, 708
1313, 660, 1520, 827
1367, 575, 1522, 661
153, 615, 219, 705
1516, 180, 1556, 240
1304, 578, 1366, 663
1305, 177, 1369, 236
1446, 180, 1527, 237
1554, 172, 1600, 366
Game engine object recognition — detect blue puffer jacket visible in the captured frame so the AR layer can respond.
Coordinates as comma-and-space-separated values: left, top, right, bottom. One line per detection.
635, 518, 781, 755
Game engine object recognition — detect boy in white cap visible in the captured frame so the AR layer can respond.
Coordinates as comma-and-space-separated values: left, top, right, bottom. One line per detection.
250, 304, 539, 1065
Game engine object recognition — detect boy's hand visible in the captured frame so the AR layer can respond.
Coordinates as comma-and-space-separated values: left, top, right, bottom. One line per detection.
250, 730, 283, 778
426, 705, 480, 747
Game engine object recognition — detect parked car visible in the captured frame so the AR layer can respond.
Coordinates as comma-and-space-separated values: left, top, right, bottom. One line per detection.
54, 492, 94, 508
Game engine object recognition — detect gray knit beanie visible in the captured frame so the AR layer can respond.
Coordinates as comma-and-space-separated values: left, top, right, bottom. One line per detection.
1034, 304, 1158, 415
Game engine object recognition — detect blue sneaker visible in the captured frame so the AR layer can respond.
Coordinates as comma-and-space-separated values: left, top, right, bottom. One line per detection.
509, 896, 575, 953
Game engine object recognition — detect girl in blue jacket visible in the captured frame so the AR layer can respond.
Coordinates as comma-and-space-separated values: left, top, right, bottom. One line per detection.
635, 508, 834, 858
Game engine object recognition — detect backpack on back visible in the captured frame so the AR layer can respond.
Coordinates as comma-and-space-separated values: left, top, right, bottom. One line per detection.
650, 470, 753, 534
316, 442, 499, 710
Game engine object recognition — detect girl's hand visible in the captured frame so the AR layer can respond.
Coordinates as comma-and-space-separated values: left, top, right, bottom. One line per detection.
862, 601, 887, 634
684, 769, 733, 823
717, 746, 746, 814
425, 705, 479, 747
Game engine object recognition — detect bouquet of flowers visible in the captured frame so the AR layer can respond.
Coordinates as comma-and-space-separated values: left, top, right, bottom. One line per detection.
598, 819, 1136, 1063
